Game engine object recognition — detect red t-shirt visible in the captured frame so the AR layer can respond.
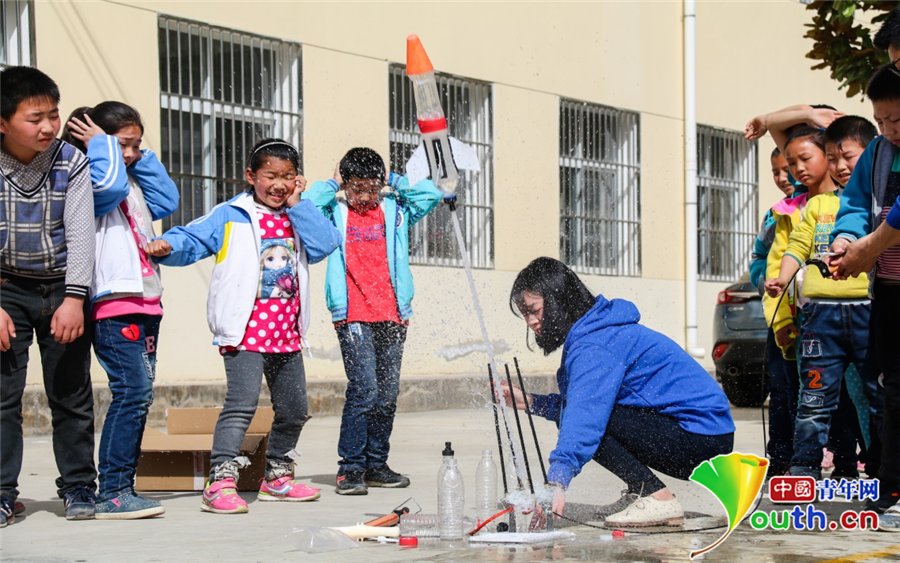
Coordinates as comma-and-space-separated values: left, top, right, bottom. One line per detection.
343, 205, 402, 324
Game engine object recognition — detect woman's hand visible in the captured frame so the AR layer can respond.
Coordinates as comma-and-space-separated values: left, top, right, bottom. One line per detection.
499, 380, 531, 411
67, 114, 105, 146
333, 162, 343, 187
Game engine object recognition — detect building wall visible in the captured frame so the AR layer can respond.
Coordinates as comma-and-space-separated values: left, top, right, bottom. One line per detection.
22, 0, 867, 385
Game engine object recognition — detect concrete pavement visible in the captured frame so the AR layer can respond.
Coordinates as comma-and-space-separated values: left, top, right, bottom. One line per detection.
1, 406, 897, 563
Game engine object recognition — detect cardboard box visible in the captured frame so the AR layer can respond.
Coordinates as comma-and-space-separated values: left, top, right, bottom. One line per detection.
135, 407, 275, 492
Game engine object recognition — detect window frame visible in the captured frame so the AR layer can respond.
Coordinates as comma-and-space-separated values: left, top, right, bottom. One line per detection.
0, 0, 35, 69
388, 63, 494, 269
559, 98, 641, 277
696, 124, 759, 282
158, 16, 302, 228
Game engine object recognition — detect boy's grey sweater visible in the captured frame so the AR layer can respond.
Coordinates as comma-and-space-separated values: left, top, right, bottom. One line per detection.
0, 139, 94, 297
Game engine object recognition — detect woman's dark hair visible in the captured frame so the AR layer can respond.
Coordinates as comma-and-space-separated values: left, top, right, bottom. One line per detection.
340, 147, 385, 181
509, 257, 595, 355
247, 138, 301, 173
60, 101, 143, 153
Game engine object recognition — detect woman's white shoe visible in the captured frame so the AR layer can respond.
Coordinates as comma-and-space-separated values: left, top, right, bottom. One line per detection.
605, 495, 684, 527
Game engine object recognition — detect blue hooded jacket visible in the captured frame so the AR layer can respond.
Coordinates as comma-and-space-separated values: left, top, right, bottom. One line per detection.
529, 296, 735, 489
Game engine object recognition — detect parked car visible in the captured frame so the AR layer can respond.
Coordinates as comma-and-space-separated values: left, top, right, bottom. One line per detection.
712, 273, 769, 407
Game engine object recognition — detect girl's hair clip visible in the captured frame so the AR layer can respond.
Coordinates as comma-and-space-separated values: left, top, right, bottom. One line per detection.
250, 140, 298, 158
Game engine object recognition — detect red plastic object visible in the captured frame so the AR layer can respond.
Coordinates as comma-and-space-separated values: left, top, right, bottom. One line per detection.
612, 530, 625, 539
406, 35, 434, 75
399, 536, 418, 548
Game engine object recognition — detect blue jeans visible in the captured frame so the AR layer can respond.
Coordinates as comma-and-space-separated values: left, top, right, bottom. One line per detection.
791, 302, 882, 477
93, 314, 161, 500
766, 329, 799, 473
336, 322, 407, 474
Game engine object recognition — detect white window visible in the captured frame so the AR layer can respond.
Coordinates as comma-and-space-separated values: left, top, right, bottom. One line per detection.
0, 0, 34, 69
158, 17, 302, 227
559, 100, 641, 276
697, 125, 758, 281
388, 64, 493, 268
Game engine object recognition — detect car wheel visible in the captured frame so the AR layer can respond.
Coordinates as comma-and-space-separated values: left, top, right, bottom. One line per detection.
719, 370, 768, 408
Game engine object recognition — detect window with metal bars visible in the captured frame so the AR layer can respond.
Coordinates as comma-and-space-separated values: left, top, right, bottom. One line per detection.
0, 0, 34, 69
158, 16, 302, 228
388, 64, 493, 269
697, 125, 758, 282
559, 100, 641, 277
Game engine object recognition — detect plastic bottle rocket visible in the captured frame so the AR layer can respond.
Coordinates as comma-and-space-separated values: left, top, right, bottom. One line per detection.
404, 35, 480, 195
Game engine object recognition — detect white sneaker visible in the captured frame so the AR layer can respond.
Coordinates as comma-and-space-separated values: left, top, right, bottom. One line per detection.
605, 495, 684, 527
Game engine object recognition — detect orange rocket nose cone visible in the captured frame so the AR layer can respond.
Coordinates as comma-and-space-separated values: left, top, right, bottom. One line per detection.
406, 35, 434, 75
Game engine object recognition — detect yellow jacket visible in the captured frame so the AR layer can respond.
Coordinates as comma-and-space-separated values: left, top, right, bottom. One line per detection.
785, 191, 869, 300
763, 192, 808, 359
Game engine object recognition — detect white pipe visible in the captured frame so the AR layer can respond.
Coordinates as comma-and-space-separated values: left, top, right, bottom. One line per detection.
684, 0, 705, 359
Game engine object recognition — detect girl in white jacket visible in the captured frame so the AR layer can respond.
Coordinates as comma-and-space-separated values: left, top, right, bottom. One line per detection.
63, 102, 179, 520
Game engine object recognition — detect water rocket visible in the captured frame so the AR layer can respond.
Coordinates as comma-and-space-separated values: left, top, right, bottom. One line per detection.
404, 35, 480, 195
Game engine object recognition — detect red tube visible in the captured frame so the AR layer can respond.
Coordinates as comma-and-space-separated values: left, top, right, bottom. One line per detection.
468, 506, 515, 535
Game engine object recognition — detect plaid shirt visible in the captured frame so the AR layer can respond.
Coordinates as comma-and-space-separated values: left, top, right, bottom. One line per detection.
0, 139, 94, 297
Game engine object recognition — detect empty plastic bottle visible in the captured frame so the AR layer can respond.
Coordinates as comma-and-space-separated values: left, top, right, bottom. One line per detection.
475, 449, 498, 527
399, 513, 440, 538
436, 442, 454, 488
438, 458, 465, 540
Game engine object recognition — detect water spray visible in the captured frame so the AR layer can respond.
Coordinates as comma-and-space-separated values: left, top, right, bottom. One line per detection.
487, 364, 510, 495
514, 357, 548, 485
504, 364, 535, 495
404, 34, 529, 492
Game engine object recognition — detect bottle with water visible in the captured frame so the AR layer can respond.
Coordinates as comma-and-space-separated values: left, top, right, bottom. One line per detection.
436, 442, 454, 488
438, 458, 465, 540
475, 449, 498, 527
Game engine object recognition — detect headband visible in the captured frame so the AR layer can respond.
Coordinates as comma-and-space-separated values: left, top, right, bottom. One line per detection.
250, 140, 298, 158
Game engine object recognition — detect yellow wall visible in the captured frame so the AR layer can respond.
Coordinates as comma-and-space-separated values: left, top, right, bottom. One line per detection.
21, 0, 869, 385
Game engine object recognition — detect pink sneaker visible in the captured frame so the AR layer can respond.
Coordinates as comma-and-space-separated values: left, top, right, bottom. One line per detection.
201, 479, 248, 514
258, 476, 321, 502
821, 448, 835, 470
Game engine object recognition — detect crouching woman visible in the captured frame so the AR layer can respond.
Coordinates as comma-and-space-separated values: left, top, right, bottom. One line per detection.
502, 258, 735, 527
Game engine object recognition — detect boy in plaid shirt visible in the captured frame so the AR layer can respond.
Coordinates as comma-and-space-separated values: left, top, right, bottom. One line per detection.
0, 66, 97, 526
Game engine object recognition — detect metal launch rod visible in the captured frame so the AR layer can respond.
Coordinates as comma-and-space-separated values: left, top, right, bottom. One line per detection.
514, 357, 548, 484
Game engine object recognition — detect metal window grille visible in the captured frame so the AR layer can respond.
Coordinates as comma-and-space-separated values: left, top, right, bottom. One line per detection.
697, 125, 758, 281
388, 64, 493, 268
158, 16, 302, 228
559, 100, 641, 277
0, 0, 35, 69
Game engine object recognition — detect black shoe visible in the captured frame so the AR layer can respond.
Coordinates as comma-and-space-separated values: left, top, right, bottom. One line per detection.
0, 496, 15, 528
63, 485, 97, 520
865, 489, 900, 514
336, 471, 368, 495
364, 465, 410, 488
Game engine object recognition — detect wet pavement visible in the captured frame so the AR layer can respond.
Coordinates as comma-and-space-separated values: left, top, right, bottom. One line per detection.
1, 406, 898, 562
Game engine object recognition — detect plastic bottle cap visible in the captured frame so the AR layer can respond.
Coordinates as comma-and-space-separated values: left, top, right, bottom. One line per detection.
406, 35, 435, 75
612, 530, 626, 539
442, 442, 454, 456
399, 536, 418, 547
